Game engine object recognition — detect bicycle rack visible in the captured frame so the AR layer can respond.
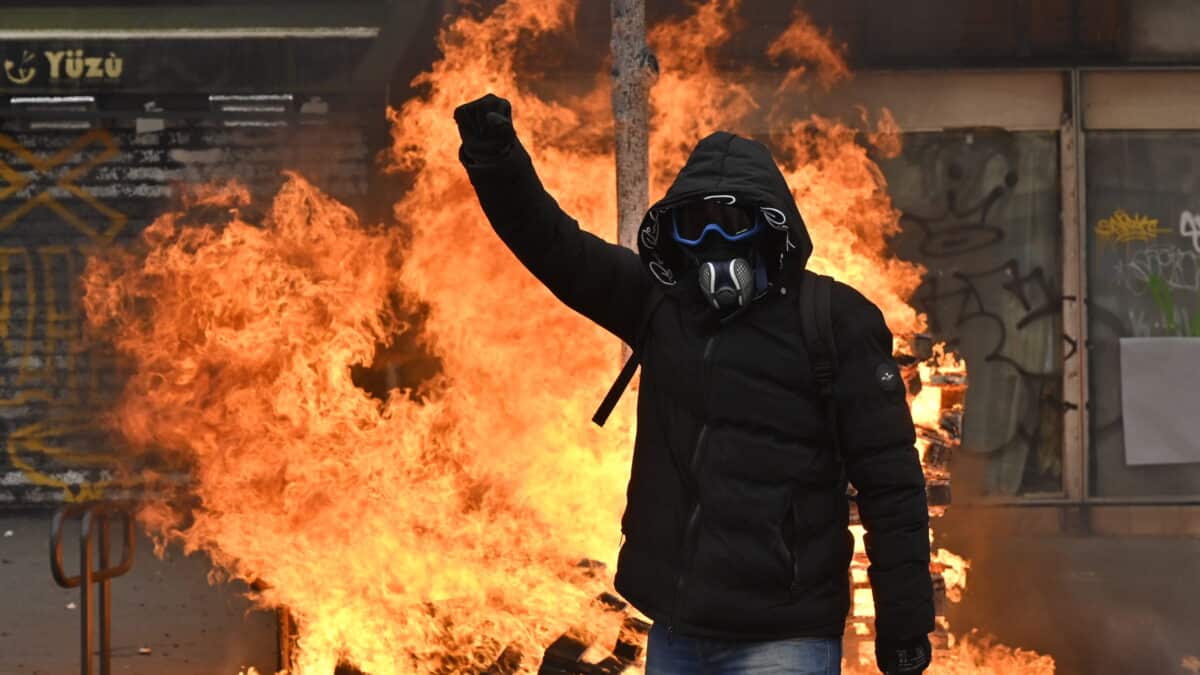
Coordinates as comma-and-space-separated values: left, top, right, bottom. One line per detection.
50, 501, 136, 675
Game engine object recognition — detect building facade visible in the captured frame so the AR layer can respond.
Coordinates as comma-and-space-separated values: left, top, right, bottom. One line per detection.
2, 0, 1198, 534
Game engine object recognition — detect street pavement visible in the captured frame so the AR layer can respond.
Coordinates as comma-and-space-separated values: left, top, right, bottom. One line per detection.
0, 510, 276, 675
3, 506, 1199, 675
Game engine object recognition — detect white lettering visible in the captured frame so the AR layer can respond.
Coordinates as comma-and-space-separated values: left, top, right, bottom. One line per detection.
1181, 210, 1200, 254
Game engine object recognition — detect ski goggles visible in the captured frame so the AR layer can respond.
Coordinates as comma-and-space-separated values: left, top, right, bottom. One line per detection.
671, 201, 762, 246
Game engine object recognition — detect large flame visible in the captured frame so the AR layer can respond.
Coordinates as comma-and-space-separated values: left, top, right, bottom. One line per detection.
82, 1, 1054, 673
86, 174, 632, 674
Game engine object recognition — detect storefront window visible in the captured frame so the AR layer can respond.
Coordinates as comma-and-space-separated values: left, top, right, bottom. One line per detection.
1085, 131, 1200, 497
882, 129, 1064, 497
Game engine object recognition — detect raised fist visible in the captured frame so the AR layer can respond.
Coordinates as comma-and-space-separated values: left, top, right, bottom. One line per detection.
453, 93, 516, 161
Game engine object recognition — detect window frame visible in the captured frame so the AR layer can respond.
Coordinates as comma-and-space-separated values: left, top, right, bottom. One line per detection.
847, 67, 1200, 505
1077, 68, 1200, 504
838, 70, 1077, 504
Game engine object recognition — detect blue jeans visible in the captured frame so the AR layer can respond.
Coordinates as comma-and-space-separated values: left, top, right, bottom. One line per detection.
645, 622, 842, 675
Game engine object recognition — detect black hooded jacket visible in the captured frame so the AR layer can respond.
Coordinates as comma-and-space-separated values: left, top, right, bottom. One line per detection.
461, 131, 934, 644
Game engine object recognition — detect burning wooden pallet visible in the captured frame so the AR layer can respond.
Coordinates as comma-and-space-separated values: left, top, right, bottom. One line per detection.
285, 587, 649, 675
479, 590, 648, 675
531, 616, 649, 675
842, 341, 963, 667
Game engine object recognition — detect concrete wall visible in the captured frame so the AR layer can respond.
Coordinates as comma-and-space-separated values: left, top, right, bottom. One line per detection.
1128, 0, 1200, 61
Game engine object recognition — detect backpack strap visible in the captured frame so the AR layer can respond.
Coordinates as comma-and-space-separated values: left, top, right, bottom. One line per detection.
592, 289, 667, 427
798, 270, 842, 462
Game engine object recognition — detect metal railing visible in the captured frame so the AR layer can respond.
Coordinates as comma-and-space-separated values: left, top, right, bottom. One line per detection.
50, 501, 136, 675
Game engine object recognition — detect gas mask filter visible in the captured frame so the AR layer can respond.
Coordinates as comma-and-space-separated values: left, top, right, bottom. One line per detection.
697, 258, 756, 310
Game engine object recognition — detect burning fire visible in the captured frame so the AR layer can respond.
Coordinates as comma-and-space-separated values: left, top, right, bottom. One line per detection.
82, 1, 1054, 673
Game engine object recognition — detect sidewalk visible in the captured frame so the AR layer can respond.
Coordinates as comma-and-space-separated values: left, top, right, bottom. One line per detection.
7, 505, 1198, 675
0, 510, 277, 675
939, 508, 1200, 675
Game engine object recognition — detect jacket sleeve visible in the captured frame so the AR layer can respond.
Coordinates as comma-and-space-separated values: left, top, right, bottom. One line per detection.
460, 137, 652, 346
831, 283, 935, 643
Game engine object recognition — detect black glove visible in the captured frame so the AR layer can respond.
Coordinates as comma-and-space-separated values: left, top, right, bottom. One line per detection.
453, 93, 516, 162
876, 634, 932, 674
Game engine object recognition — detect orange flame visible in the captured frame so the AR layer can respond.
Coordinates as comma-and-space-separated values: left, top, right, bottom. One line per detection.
82, 1, 1054, 673
86, 174, 634, 673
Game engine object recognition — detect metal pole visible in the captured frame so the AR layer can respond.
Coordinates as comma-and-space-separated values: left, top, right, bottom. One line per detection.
80, 512, 96, 675
98, 517, 112, 675
610, 0, 655, 253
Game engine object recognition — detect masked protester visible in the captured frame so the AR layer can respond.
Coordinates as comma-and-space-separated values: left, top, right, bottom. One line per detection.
454, 93, 934, 675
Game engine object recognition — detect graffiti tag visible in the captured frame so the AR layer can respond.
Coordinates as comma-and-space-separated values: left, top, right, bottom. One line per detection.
0, 129, 126, 501
1181, 210, 1200, 254
1112, 244, 1200, 296
0, 129, 128, 240
1096, 208, 1168, 245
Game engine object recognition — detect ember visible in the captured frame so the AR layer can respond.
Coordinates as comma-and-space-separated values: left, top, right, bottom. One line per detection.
81, 0, 1055, 673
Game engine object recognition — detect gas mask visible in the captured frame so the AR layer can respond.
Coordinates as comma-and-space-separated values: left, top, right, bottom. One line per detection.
671, 200, 763, 311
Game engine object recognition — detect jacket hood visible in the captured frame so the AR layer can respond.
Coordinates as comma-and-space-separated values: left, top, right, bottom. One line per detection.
637, 131, 813, 287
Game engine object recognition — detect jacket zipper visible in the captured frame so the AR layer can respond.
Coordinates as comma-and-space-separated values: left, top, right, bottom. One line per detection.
787, 496, 802, 596
668, 334, 719, 642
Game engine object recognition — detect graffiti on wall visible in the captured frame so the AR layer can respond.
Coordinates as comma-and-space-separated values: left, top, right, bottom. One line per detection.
0, 129, 127, 239
887, 129, 1070, 495
0, 117, 374, 503
1101, 209, 1200, 338
1183, 211, 1200, 254
1096, 209, 1169, 245
0, 128, 126, 501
